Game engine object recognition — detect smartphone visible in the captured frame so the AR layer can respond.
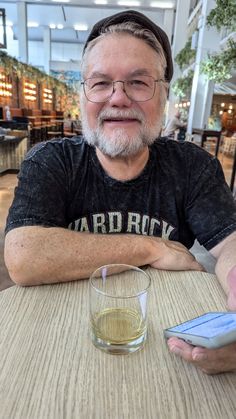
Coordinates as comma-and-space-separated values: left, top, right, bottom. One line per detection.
164, 312, 236, 349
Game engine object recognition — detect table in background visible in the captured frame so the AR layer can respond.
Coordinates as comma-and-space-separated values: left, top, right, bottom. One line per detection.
230, 145, 236, 193
0, 269, 236, 419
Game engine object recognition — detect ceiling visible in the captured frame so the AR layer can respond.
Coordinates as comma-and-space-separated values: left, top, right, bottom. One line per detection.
0, 0, 181, 45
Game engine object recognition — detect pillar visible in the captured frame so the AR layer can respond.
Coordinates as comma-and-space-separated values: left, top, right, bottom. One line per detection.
187, 0, 221, 133
17, 1, 28, 63
43, 27, 51, 74
167, 0, 191, 121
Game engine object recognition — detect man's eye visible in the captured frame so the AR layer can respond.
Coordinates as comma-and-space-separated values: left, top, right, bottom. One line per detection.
90, 81, 111, 89
129, 79, 148, 87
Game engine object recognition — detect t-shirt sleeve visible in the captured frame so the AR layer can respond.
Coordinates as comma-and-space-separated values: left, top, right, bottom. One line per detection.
5, 143, 69, 234
185, 153, 236, 250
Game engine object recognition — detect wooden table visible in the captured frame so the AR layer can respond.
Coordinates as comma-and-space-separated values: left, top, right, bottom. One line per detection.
0, 269, 236, 419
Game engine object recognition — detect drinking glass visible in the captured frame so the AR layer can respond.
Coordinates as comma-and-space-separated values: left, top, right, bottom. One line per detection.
89, 264, 151, 354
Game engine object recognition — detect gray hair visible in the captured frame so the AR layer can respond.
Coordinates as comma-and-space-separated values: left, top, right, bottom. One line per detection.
81, 21, 167, 80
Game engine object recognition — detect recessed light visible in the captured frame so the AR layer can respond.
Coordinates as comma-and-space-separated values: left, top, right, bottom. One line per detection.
74, 24, 88, 31
27, 22, 39, 28
49, 24, 56, 29
94, 0, 108, 4
150, 1, 175, 8
117, 0, 140, 5
57, 24, 64, 29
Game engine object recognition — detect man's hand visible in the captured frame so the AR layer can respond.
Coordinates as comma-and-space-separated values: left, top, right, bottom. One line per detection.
167, 337, 236, 374
150, 239, 204, 272
227, 266, 236, 310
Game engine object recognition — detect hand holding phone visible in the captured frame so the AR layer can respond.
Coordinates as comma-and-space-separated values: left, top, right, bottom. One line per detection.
164, 312, 236, 349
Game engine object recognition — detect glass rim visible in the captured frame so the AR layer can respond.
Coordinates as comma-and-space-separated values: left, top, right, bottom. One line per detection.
89, 263, 151, 299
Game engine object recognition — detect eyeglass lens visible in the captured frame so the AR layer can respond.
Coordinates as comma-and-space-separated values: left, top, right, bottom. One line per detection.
83, 76, 161, 103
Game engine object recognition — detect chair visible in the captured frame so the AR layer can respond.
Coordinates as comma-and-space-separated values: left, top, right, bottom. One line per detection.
221, 136, 236, 156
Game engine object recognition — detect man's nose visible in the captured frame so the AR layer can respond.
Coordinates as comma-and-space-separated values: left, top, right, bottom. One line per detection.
109, 81, 132, 106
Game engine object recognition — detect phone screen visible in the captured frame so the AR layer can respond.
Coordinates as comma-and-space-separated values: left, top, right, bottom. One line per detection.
169, 312, 236, 338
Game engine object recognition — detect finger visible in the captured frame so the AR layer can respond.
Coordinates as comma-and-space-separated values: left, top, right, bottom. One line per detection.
167, 337, 195, 362
172, 258, 204, 272
189, 260, 205, 272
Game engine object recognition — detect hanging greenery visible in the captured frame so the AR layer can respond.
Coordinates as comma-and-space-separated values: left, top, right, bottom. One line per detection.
172, 70, 194, 99
206, 0, 236, 32
0, 50, 68, 93
175, 39, 196, 70
200, 38, 236, 83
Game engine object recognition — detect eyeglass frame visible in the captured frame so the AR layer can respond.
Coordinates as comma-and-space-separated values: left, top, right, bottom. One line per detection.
80, 76, 165, 103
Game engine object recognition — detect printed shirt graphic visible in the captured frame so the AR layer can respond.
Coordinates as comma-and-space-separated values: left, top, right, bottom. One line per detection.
68, 211, 175, 239
5, 137, 236, 250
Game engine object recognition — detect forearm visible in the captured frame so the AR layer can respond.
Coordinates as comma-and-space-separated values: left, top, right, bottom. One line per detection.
4, 226, 156, 286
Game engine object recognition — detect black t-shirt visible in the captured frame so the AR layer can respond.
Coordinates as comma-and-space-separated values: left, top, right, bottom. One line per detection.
5, 136, 236, 250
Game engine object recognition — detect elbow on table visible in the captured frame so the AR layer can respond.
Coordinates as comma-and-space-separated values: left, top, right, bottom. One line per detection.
4, 245, 40, 287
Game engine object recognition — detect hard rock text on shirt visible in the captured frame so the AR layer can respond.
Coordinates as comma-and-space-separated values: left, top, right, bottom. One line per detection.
68, 211, 175, 239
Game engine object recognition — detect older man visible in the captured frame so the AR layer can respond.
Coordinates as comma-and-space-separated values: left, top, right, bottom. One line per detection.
4, 11, 236, 373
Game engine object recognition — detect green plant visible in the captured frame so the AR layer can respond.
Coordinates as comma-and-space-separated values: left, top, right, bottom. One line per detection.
175, 39, 196, 70
172, 70, 194, 99
200, 38, 236, 83
207, 0, 236, 31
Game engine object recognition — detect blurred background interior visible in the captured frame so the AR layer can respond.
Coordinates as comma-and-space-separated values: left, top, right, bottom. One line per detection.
0, 0, 235, 290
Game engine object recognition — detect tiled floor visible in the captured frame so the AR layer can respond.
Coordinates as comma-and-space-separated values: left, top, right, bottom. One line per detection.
0, 150, 235, 291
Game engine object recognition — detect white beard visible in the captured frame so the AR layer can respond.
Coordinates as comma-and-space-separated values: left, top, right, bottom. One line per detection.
81, 107, 162, 158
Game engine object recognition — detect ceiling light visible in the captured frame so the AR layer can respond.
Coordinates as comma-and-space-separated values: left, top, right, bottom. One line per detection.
51, 0, 70, 3
150, 1, 175, 8
117, 1, 141, 6
94, 0, 108, 4
49, 24, 56, 29
27, 22, 39, 28
57, 24, 64, 29
74, 24, 88, 31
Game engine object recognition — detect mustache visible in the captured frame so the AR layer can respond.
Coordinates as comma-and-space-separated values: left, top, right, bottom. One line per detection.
97, 109, 145, 124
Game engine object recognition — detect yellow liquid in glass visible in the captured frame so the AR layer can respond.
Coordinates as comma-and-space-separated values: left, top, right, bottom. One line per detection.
92, 307, 146, 345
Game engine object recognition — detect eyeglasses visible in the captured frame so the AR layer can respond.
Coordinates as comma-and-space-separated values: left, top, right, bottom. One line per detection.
81, 75, 165, 103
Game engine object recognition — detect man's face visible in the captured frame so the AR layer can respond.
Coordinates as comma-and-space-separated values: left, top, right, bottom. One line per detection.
81, 34, 167, 158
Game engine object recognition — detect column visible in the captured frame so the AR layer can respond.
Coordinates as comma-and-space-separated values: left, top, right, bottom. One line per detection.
43, 27, 51, 74
167, 0, 191, 121
163, 9, 174, 42
187, 0, 221, 133
17, 1, 28, 63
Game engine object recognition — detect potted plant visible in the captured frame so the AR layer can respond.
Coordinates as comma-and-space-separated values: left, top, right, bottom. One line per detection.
206, 0, 236, 31
172, 70, 194, 99
200, 38, 236, 83
175, 39, 196, 70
